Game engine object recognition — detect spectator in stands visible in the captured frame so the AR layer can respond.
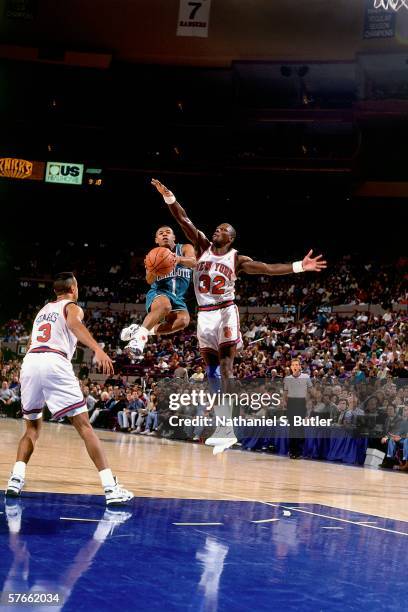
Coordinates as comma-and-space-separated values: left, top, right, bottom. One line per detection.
156, 357, 170, 374
0, 381, 21, 418
380, 407, 408, 470
311, 390, 338, 421
190, 366, 204, 382
132, 393, 149, 434
89, 391, 116, 428
83, 386, 97, 413
336, 398, 364, 426
9, 374, 20, 397
174, 361, 189, 381
383, 403, 399, 438
117, 392, 133, 431
140, 393, 159, 435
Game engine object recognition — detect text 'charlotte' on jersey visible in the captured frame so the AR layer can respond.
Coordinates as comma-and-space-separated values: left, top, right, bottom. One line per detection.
151, 243, 192, 299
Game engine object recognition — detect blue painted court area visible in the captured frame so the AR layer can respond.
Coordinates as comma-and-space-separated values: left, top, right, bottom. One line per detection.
0, 493, 407, 611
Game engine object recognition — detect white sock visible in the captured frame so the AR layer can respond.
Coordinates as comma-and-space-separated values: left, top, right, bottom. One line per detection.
137, 326, 149, 341
99, 468, 115, 488
13, 461, 26, 479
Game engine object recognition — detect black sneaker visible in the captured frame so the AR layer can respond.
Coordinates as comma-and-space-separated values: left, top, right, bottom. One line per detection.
379, 457, 396, 469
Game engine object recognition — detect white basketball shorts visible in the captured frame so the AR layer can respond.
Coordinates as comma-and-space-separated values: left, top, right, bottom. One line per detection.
21, 353, 87, 421
197, 303, 242, 354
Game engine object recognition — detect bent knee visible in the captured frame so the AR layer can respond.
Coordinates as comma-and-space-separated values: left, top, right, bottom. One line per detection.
163, 304, 173, 316
178, 312, 190, 328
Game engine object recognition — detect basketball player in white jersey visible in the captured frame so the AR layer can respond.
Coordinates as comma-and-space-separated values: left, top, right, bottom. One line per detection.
5, 272, 133, 505
151, 179, 327, 453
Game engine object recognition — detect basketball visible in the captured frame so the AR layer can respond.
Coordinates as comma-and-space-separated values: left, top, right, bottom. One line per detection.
145, 246, 175, 275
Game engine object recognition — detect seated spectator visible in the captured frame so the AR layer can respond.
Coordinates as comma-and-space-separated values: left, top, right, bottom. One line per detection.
311, 391, 337, 420
190, 366, 204, 382
140, 393, 159, 435
83, 385, 97, 413
127, 390, 145, 431
336, 398, 364, 426
0, 381, 21, 418
9, 374, 21, 397
117, 392, 133, 431
89, 391, 116, 428
156, 357, 170, 373
380, 407, 408, 470
174, 362, 188, 381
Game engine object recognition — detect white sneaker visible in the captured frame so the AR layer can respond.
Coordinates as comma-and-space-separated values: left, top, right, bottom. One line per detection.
124, 337, 148, 360
205, 427, 235, 446
104, 477, 134, 506
120, 323, 140, 342
6, 474, 25, 497
213, 437, 238, 455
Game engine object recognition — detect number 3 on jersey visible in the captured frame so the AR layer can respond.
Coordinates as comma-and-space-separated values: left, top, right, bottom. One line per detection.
198, 274, 225, 295
37, 322, 51, 342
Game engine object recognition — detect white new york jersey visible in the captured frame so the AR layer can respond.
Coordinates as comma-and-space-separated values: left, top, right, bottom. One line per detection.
194, 246, 238, 307
28, 299, 77, 360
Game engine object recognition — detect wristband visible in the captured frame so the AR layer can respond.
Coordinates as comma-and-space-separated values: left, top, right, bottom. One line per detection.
292, 260, 304, 273
164, 193, 176, 205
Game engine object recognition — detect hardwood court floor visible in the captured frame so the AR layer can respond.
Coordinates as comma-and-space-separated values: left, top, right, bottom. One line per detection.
1, 419, 407, 522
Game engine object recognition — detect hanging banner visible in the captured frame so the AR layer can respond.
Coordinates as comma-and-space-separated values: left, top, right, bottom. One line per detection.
177, 0, 212, 38
364, 0, 396, 39
0, 158, 44, 181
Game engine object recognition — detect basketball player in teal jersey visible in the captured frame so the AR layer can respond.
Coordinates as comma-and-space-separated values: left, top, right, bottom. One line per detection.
121, 226, 196, 357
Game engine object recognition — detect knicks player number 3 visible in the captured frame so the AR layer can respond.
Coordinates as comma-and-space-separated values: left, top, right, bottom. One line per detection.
37, 323, 51, 342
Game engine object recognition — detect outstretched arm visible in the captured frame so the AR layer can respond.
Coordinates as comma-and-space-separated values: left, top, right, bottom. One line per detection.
237, 250, 327, 276
151, 179, 210, 255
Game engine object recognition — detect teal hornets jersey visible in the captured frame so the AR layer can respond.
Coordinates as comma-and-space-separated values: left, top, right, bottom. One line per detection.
151, 243, 192, 300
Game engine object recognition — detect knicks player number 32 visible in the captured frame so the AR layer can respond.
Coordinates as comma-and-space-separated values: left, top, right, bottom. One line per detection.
198, 274, 226, 295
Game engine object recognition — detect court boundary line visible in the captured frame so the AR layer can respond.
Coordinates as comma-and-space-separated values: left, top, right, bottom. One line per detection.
262, 503, 408, 537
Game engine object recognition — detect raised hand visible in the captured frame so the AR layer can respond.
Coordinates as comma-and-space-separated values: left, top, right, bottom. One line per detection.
302, 250, 327, 273
151, 178, 173, 198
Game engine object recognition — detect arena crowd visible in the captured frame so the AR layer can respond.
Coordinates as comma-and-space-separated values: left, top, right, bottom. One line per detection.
1, 253, 407, 468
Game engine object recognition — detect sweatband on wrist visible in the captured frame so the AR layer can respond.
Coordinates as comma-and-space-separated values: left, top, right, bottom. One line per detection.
292, 260, 304, 273
164, 193, 176, 205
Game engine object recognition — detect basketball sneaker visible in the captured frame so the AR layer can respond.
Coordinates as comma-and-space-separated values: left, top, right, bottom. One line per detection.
104, 477, 134, 506
205, 425, 236, 446
120, 323, 140, 342
124, 338, 146, 359
6, 474, 25, 497
212, 437, 238, 455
